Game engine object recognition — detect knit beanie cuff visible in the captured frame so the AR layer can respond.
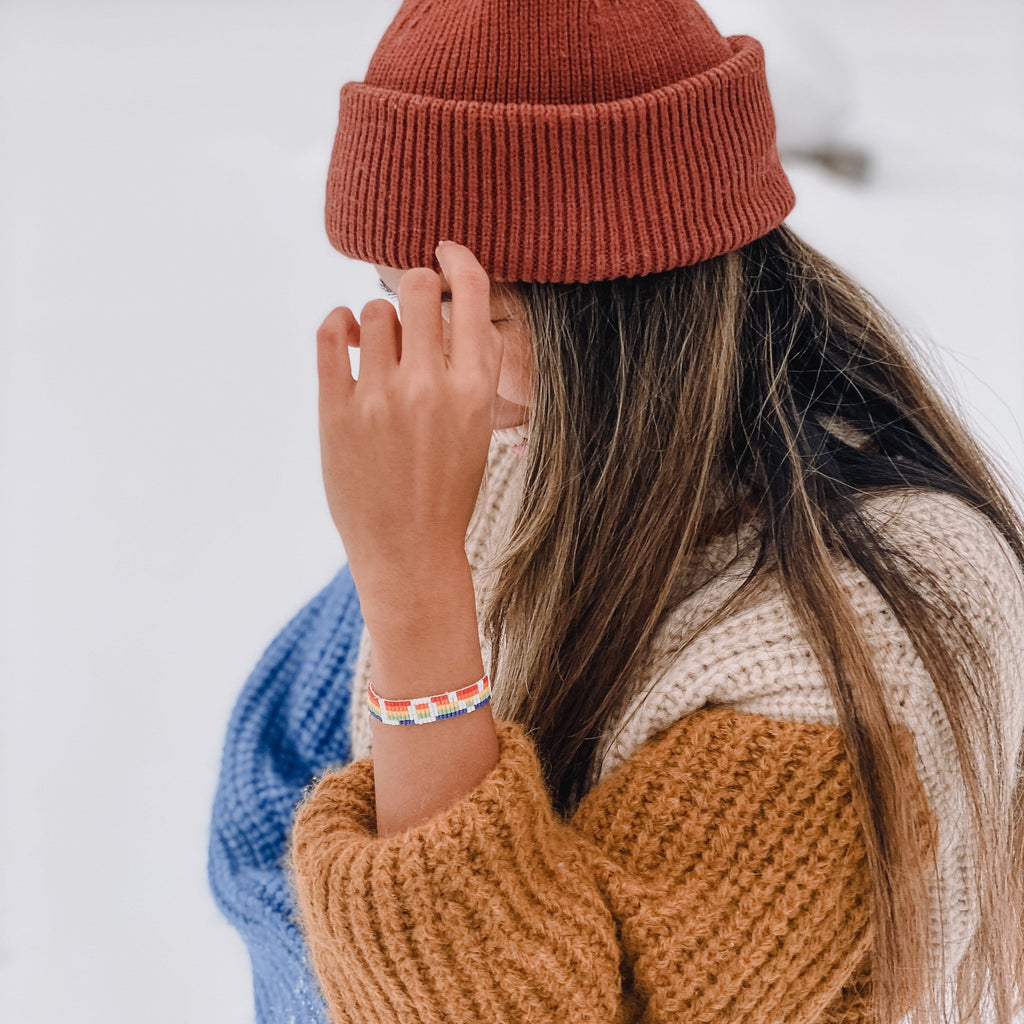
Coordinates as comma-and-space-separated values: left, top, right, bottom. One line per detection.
325, 34, 794, 283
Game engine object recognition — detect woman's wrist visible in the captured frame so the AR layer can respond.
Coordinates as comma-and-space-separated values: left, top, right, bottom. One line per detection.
351, 545, 472, 609
360, 556, 483, 701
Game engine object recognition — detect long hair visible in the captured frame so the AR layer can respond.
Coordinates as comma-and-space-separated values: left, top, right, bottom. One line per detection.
480, 225, 1024, 1024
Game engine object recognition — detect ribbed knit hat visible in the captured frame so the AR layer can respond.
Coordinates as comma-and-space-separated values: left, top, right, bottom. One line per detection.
325, 0, 796, 283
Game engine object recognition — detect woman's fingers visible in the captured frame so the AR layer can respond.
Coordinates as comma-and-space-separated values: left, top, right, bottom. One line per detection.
356, 298, 401, 383
395, 267, 446, 375
316, 307, 356, 397
325, 245, 499, 404
434, 242, 500, 385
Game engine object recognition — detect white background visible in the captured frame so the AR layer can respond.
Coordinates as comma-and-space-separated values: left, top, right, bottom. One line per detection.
1, 1, 1022, 1021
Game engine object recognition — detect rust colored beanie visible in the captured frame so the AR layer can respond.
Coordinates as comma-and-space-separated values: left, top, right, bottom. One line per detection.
324, 0, 796, 283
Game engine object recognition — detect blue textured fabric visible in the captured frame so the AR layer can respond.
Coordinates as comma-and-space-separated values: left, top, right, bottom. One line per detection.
207, 562, 364, 1024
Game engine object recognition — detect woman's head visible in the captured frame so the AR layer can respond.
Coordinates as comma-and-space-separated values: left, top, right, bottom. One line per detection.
343, 0, 794, 460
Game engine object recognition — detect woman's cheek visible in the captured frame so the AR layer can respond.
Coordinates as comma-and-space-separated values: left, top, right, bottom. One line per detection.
495, 323, 535, 409
441, 308, 533, 415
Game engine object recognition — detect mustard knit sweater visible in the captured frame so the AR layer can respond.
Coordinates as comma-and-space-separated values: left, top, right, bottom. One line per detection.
287, 435, 1024, 1024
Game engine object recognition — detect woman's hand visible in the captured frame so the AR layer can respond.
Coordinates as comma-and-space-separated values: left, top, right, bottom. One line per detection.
315, 241, 503, 605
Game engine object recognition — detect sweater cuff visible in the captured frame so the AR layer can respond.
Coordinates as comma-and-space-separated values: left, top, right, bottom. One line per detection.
286, 718, 623, 1023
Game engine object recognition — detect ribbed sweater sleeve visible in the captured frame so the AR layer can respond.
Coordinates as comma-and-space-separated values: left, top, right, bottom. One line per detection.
287, 705, 935, 1024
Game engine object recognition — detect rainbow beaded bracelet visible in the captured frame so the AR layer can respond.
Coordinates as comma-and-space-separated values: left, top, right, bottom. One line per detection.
367, 674, 491, 725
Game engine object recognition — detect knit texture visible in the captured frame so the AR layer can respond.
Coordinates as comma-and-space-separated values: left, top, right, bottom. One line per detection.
289, 706, 930, 1024
346, 430, 1024, 1011
325, 0, 795, 281
207, 565, 364, 1024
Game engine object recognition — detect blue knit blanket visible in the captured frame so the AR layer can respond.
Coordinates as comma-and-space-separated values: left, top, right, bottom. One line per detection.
207, 562, 363, 1023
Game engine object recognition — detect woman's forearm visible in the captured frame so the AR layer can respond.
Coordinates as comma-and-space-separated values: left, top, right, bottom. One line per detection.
362, 557, 500, 838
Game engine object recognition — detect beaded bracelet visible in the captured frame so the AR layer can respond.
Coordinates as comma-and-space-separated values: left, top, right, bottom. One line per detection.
367, 674, 491, 725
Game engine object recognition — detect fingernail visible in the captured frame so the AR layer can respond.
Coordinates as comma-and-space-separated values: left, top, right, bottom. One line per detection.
436, 239, 456, 252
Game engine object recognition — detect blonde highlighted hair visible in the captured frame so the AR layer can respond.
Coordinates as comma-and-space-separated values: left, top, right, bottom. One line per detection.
482, 226, 1024, 1024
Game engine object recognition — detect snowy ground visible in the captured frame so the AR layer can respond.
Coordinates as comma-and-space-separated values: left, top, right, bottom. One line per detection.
0, 1, 1021, 1022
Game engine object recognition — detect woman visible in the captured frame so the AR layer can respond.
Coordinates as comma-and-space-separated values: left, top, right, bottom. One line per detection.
208, 2, 1024, 1022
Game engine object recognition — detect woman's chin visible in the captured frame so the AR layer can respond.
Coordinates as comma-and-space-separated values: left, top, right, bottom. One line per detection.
492, 395, 530, 432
